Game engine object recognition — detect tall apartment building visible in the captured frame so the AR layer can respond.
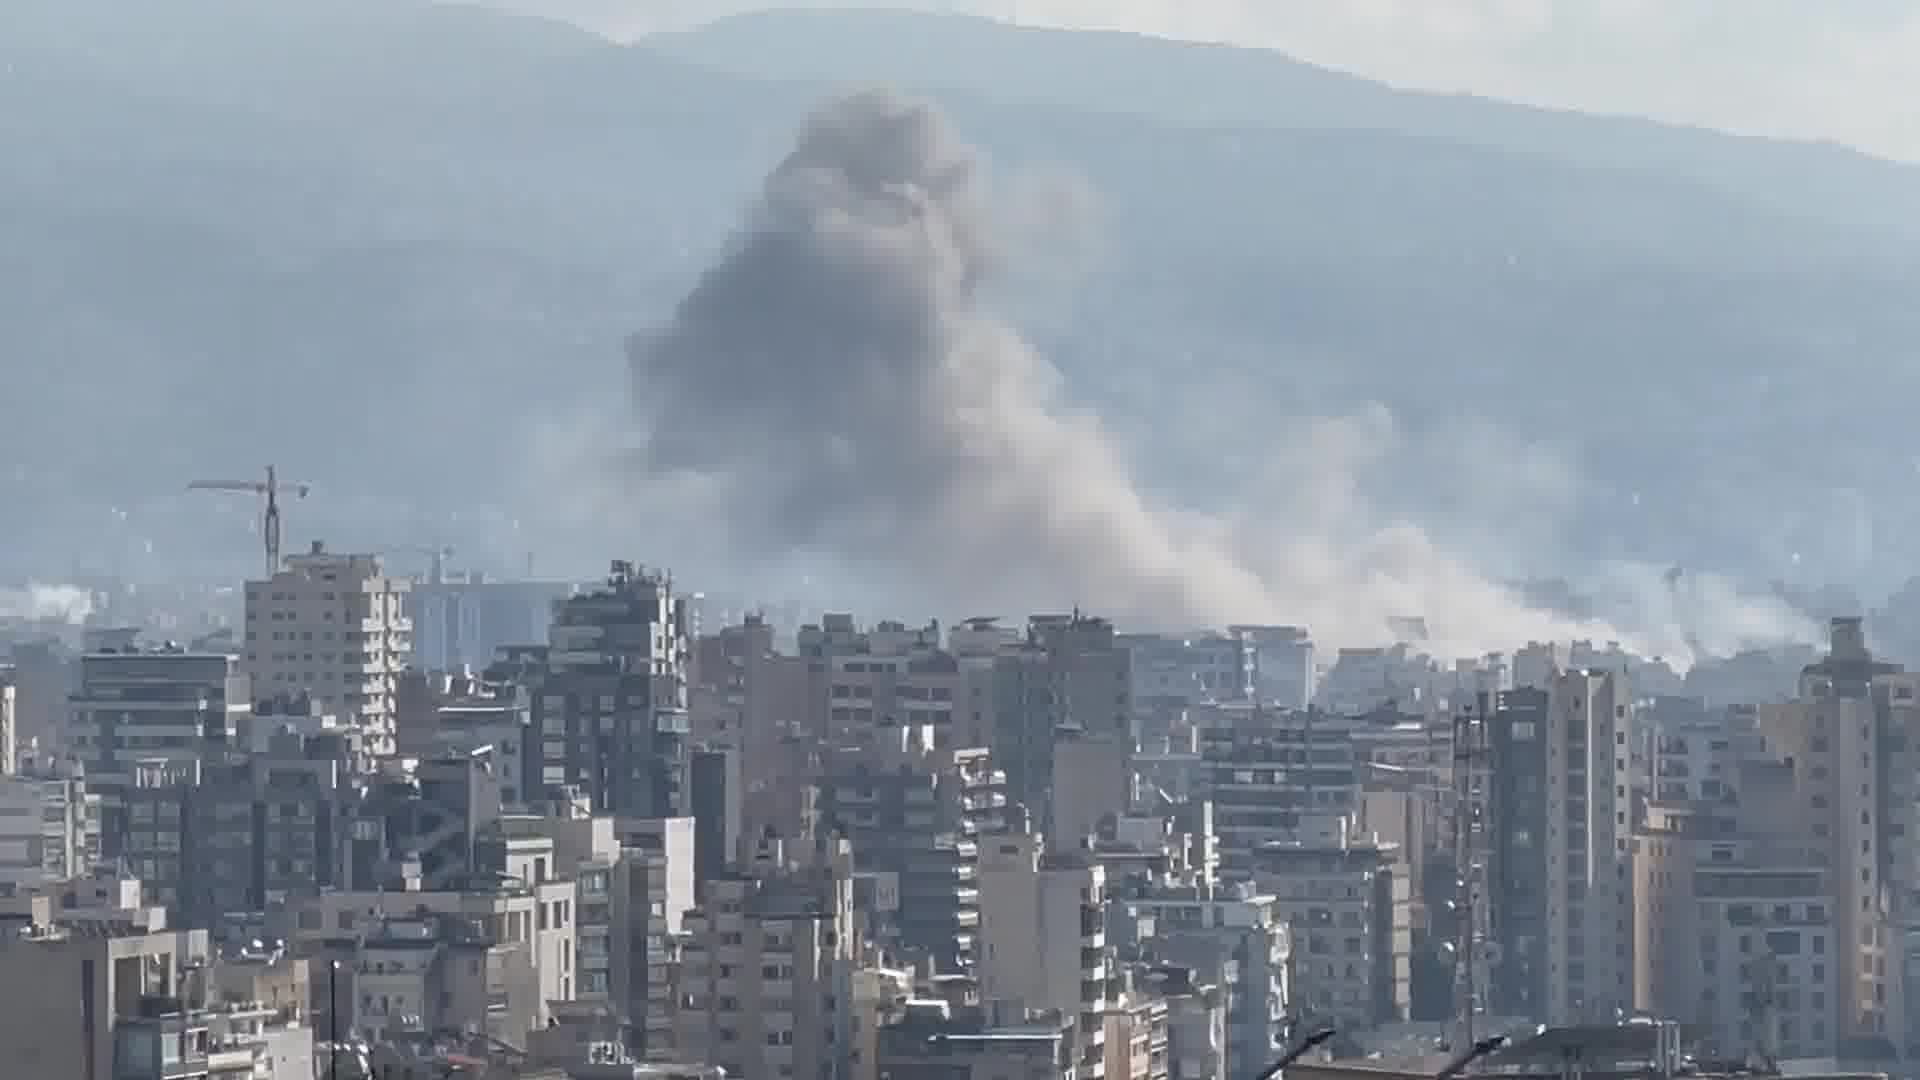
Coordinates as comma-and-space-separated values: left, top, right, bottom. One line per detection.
522, 561, 691, 817
614, 816, 697, 1058
1192, 704, 1359, 864
482, 807, 621, 1007
1634, 805, 1841, 1059
1240, 835, 1410, 1029
993, 615, 1132, 822
692, 616, 814, 848
1483, 670, 1636, 1026
68, 645, 251, 858
242, 545, 411, 755
0, 665, 15, 773
815, 722, 1005, 972
674, 839, 856, 1080
978, 832, 1114, 1080
1754, 617, 1915, 1050
111, 731, 351, 925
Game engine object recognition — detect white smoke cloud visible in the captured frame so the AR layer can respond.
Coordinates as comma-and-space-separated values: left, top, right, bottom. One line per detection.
0, 583, 94, 624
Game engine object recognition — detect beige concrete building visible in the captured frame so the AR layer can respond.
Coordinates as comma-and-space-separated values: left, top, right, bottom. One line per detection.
1636, 814, 1840, 1060
1052, 729, 1133, 855
283, 872, 575, 1036
1754, 618, 1912, 1049
0, 923, 212, 1080
850, 966, 913, 1080
349, 914, 541, 1045
1241, 832, 1410, 1029
615, 815, 698, 1058
1104, 994, 1171, 1080
243, 545, 411, 755
979, 832, 1114, 1079
674, 841, 856, 1080
488, 808, 621, 1007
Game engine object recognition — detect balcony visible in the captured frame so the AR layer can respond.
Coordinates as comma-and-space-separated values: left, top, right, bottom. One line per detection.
1080, 904, 1103, 937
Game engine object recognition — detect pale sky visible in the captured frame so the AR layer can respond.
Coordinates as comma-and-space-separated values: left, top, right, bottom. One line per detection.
495, 0, 1920, 162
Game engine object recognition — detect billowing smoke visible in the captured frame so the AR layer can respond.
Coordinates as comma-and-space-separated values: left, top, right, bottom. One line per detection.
625, 90, 1805, 661
0, 583, 94, 624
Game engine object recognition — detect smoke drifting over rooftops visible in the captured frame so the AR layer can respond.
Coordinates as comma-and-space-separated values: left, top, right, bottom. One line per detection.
624, 89, 1807, 663
0, 584, 94, 624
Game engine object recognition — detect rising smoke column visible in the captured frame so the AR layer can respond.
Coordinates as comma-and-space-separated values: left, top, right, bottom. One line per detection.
625, 90, 1655, 653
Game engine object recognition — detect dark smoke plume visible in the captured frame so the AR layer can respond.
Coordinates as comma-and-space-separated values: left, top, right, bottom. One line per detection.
628, 90, 1267, 620
625, 90, 1799, 656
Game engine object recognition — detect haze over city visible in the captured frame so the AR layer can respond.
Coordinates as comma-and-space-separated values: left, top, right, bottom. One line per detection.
4, 4, 1920, 1079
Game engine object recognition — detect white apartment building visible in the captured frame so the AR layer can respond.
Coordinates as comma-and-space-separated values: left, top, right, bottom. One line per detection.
0, 667, 16, 774
0, 768, 98, 888
978, 832, 1113, 1080
243, 544, 411, 756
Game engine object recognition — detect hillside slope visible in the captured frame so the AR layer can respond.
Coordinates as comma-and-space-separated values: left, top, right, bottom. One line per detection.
4, 0, 1917, 591
661, 8, 1920, 236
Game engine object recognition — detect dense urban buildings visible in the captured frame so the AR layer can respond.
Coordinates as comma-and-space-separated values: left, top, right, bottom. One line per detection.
12, 543, 1920, 1080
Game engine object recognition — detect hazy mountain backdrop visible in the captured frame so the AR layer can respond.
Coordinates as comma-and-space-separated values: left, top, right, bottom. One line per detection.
5, 0, 1917, 606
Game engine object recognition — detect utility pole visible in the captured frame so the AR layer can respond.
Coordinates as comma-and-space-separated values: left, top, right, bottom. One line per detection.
329, 958, 341, 1080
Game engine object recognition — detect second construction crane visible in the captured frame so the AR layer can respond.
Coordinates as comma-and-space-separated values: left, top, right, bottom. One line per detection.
189, 465, 311, 578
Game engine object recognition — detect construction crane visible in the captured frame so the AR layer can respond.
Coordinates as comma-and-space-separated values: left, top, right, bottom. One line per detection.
188, 466, 311, 578
375, 545, 455, 584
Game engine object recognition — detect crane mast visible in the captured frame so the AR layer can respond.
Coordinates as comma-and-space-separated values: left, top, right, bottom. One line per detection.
188, 465, 312, 578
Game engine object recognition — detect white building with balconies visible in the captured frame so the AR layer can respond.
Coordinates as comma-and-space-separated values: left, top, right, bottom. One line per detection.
242, 543, 411, 756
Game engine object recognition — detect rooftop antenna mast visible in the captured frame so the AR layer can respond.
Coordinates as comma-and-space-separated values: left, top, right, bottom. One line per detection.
188, 465, 312, 578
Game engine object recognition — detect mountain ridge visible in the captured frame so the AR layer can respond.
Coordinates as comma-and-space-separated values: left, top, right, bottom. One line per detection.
658, 7, 1920, 235
3, 0, 1917, 597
